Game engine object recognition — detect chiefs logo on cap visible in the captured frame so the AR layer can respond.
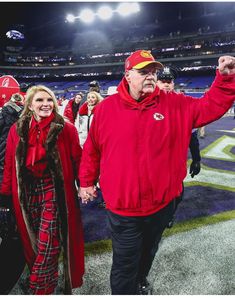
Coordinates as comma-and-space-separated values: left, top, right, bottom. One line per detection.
140, 50, 153, 59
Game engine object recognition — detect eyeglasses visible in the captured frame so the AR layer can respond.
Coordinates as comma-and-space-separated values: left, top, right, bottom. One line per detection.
130, 69, 157, 77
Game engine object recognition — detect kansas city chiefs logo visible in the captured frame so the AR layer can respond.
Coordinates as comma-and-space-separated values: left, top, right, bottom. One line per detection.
2, 78, 10, 87
153, 113, 164, 120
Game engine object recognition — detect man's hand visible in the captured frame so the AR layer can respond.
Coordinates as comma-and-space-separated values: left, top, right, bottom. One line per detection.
189, 161, 201, 178
79, 186, 97, 204
218, 56, 235, 75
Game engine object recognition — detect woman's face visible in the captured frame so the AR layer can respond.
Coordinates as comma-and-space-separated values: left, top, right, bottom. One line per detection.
87, 93, 98, 106
75, 94, 82, 104
29, 91, 54, 121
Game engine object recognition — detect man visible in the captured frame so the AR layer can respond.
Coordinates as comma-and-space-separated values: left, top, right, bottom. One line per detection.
157, 67, 201, 228
89, 80, 101, 93
79, 50, 235, 295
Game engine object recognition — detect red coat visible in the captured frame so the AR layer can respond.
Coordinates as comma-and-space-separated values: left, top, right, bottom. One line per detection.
63, 99, 77, 124
79, 71, 235, 217
1, 113, 84, 289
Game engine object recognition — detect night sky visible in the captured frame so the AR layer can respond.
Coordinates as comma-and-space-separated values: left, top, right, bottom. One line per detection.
0, 2, 235, 48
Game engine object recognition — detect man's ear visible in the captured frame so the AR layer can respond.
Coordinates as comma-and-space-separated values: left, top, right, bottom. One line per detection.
125, 70, 131, 83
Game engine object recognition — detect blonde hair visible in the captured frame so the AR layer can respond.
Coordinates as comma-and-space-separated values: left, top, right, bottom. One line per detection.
21, 85, 59, 118
87, 91, 103, 104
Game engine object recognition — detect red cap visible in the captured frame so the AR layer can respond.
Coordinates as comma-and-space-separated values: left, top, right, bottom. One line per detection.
125, 50, 163, 71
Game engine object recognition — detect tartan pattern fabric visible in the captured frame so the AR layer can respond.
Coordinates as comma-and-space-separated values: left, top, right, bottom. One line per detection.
26, 176, 61, 294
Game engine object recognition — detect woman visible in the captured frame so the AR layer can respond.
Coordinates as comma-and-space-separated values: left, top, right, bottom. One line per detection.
0, 85, 84, 294
77, 91, 103, 147
63, 92, 84, 124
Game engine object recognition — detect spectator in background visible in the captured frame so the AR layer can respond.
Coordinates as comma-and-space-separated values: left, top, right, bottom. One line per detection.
0, 85, 84, 294
0, 93, 24, 185
157, 67, 201, 227
77, 91, 103, 148
88, 80, 101, 93
57, 95, 68, 115
79, 50, 235, 295
198, 88, 210, 138
63, 92, 84, 124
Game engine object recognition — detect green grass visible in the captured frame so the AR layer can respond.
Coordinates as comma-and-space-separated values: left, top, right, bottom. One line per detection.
84, 210, 235, 256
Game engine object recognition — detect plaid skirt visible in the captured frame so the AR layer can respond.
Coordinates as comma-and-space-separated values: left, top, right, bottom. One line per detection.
26, 176, 61, 295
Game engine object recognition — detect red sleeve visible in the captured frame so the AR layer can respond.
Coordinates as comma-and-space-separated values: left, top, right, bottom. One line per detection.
186, 71, 235, 128
79, 115, 100, 187
63, 101, 74, 124
78, 102, 88, 115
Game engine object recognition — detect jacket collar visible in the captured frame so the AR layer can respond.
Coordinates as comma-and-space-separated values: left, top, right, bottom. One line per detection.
117, 77, 160, 110
79, 102, 97, 116
16, 111, 64, 146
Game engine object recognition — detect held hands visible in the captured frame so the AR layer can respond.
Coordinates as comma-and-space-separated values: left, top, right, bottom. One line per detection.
189, 161, 201, 178
218, 56, 235, 75
79, 186, 97, 204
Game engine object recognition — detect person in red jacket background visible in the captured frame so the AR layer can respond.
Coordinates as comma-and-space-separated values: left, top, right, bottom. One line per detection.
63, 92, 84, 124
79, 50, 235, 295
0, 85, 84, 294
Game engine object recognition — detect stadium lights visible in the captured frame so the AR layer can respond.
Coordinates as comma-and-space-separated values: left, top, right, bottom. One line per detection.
66, 3, 140, 24
79, 9, 95, 23
97, 6, 113, 20
112, 3, 140, 17
66, 14, 77, 23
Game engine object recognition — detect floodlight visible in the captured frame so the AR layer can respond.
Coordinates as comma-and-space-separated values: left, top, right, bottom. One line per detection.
131, 3, 140, 13
97, 6, 113, 20
66, 14, 76, 23
117, 3, 133, 17
79, 9, 95, 23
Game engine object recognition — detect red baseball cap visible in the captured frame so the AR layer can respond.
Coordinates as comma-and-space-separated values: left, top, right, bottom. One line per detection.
125, 50, 163, 71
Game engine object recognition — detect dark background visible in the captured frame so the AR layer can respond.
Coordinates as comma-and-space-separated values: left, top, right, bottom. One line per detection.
1, 2, 235, 48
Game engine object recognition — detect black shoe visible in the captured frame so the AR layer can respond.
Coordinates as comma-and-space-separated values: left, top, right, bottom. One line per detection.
138, 278, 153, 295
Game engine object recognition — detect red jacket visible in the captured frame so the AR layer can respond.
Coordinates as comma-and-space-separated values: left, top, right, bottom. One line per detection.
63, 99, 77, 124
79, 71, 235, 216
1, 114, 84, 289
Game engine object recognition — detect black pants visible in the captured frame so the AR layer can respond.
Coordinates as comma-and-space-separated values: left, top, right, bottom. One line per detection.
107, 200, 176, 295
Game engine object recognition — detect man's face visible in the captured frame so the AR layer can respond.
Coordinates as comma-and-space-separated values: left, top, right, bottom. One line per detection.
125, 64, 158, 100
157, 79, 174, 92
